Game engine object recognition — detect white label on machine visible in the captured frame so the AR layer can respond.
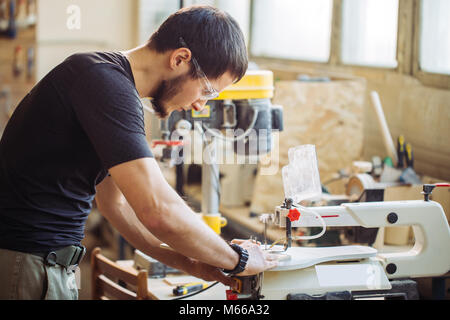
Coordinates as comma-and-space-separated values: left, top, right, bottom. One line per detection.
315, 262, 391, 291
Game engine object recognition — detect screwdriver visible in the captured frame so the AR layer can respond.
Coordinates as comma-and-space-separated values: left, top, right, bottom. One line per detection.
405, 143, 414, 168
173, 282, 209, 296
396, 135, 405, 168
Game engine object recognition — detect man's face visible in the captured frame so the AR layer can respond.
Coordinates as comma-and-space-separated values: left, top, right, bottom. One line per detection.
151, 70, 235, 119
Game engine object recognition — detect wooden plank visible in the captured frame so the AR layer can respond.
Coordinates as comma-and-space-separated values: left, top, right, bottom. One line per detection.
96, 253, 140, 286
397, 0, 415, 75
98, 275, 137, 300
329, 0, 342, 66
251, 58, 450, 183
250, 78, 366, 215
116, 258, 226, 300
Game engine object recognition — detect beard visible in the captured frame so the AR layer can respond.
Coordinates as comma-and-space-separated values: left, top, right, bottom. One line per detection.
151, 73, 191, 119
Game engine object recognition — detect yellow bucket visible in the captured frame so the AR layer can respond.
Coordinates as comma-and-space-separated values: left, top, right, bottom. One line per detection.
202, 214, 227, 235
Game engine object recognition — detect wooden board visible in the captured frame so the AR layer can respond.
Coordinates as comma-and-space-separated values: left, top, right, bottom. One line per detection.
250, 78, 366, 215
253, 59, 450, 184
116, 260, 226, 300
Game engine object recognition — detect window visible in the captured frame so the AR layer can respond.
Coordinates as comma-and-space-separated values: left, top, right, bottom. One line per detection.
341, 0, 399, 68
250, 0, 333, 62
187, 0, 250, 44
138, 0, 179, 44
419, 0, 450, 75
138, 0, 250, 47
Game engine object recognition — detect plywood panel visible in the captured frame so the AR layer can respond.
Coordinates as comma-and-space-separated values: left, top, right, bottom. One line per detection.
250, 77, 366, 214
253, 59, 450, 184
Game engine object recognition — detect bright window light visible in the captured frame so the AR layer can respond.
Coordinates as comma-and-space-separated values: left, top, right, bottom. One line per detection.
138, 0, 179, 44
419, 0, 450, 75
139, 0, 250, 47
341, 0, 399, 68
250, 0, 333, 62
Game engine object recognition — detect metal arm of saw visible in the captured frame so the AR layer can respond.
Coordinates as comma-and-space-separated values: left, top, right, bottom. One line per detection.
270, 198, 450, 279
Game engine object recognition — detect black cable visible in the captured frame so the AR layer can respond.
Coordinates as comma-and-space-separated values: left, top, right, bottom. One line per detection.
170, 281, 220, 300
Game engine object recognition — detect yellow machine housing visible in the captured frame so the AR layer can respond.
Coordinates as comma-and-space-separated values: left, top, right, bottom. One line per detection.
214, 70, 274, 100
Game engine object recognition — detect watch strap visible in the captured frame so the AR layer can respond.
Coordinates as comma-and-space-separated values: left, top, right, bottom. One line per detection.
223, 243, 249, 275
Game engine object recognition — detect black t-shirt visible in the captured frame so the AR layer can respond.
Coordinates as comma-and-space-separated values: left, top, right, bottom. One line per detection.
0, 51, 153, 253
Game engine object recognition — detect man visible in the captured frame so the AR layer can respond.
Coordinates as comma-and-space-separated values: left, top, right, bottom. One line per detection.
0, 6, 277, 300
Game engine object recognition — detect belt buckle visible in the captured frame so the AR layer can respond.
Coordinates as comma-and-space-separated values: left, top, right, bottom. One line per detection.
67, 246, 86, 274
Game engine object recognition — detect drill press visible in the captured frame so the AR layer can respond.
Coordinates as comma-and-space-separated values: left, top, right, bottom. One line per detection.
153, 70, 283, 234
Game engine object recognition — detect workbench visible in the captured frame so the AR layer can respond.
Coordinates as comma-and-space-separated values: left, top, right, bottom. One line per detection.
116, 260, 226, 300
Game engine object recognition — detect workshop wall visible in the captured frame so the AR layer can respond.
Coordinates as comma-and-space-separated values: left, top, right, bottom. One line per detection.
250, 74, 367, 214
1, 0, 139, 130
0, 0, 37, 135
252, 58, 450, 184
36, 0, 138, 80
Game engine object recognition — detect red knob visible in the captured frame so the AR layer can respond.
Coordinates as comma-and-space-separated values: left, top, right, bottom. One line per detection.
226, 290, 238, 300
287, 208, 301, 222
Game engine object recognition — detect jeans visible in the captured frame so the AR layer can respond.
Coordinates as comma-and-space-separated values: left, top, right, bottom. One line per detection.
0, 247, 78, 300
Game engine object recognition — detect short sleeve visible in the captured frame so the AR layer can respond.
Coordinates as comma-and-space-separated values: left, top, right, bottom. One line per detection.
69, 64, 153, 169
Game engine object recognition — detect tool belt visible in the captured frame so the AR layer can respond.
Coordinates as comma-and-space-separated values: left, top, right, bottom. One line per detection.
31, 245, 86, 272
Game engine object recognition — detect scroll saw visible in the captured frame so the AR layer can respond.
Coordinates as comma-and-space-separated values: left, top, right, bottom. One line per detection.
228, 179, 450, 299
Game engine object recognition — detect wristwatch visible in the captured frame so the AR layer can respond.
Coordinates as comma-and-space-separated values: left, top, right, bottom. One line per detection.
222, 243, 249, 275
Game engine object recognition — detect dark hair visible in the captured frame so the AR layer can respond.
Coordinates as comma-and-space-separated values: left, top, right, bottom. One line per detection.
147, 5, 248, 83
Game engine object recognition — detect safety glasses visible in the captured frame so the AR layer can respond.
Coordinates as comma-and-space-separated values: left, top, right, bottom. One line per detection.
179, 37, 220, 100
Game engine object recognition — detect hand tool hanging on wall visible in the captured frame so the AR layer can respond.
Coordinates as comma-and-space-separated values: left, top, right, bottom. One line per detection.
0, 86, 12, 135
26, 0, 36, 27
13, 45, 24, 77
405, 143, 414, 168
15, 0, 27, 29
6, 0, 17, 38
396, 134, 415, 169
26, 46, 34, 80
396, 135, 405, 168
0, 0, 9, 32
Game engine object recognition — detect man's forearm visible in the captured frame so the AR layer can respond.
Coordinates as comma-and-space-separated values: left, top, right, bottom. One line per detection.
133, 185, 239, 271
98, 200, 199, 274
107, 158, 239, 271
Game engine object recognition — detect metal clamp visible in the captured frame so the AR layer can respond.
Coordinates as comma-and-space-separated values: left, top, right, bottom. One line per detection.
44, 251, 57, 267
67, 246, 86, 274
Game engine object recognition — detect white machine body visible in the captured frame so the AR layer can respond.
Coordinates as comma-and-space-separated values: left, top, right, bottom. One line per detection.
272, 200, 450, 279
262, 257, 391, 299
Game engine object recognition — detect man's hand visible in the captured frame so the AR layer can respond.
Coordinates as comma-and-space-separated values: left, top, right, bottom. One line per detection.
230, 239, 279, 276
188, 260, 238, 289
186, 238, 279, 289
